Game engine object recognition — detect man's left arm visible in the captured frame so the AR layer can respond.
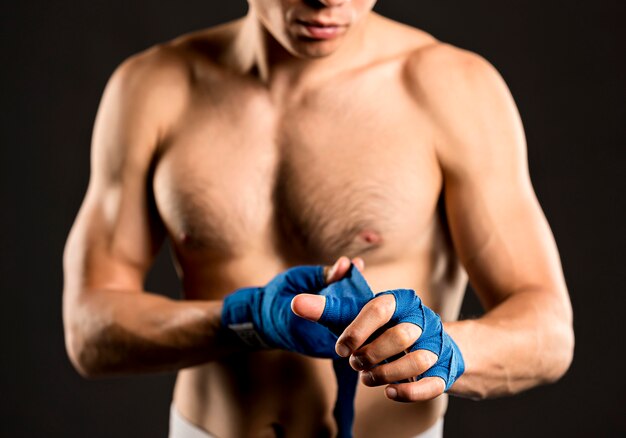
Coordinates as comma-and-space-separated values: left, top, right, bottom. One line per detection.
295, 45, 574, 401
431, 46, 575, 400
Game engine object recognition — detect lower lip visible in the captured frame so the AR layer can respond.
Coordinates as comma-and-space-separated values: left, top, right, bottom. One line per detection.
299, 24, 345, 40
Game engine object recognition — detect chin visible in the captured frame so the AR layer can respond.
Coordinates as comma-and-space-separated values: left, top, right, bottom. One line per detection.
288, 38, 343, 59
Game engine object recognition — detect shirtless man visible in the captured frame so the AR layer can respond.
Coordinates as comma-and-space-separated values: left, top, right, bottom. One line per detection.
62, 0, 575, 436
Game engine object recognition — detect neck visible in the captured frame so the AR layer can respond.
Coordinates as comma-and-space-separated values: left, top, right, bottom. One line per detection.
234, 11, 373, 90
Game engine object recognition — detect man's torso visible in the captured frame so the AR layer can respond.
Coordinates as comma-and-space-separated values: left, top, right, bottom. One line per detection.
145, 15, 467, 437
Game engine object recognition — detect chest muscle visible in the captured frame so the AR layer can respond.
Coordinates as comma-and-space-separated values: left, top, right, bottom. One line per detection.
153, 75, 441, 264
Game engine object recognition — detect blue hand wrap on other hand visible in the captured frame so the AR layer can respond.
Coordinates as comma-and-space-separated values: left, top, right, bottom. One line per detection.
221, 265, 338, 358
378, 289, 465, 391
221, 264, 374, 438
319, 264, 374, 336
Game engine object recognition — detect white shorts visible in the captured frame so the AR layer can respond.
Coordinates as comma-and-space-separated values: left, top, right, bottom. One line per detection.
169, 404, 216, 438
169, 404, 444, 438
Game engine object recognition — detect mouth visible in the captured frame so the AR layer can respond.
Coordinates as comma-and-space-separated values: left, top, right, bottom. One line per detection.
294, 19, 348, 40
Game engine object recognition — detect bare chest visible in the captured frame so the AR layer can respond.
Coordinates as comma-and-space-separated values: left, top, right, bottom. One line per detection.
153, 72, 442, 266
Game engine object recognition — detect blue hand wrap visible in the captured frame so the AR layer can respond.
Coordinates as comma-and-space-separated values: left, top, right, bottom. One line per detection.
221, 264, 373, 438
378, 289, 465, 391
319, 264, 374, 336
221, 265, 338, 358
319, 265, 374, 438
316, 271, 465, 391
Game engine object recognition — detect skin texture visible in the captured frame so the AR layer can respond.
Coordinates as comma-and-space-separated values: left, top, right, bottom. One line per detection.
63, 1, 574, 436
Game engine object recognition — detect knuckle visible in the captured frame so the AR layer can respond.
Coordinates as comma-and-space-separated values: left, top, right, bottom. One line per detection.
417, 350, 437, 369
370, 302, 388, 320
408, 351, 429, 373
381, 295, 397, 314
408, 385, 425, 401
395, 324, 415, 346
373, 366, 390, 383
341, 331, 362, 349
369, 295, 395, 320
407, 353, 422, 372
395, 385, 416, 402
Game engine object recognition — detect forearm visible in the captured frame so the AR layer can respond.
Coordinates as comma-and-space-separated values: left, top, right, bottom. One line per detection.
64, 288, 241, 377
445, 289, 574, 399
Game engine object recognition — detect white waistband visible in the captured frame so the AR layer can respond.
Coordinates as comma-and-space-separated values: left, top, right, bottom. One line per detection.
169, 405, 215, 438
169, 404, 443, 438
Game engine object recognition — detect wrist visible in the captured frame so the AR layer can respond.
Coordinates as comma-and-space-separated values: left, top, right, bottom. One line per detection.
443, 319, 476, 376
221, 287, 269, 349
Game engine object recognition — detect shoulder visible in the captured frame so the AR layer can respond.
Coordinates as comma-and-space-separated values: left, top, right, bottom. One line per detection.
370, 15, 507, 103
105, 20, 240, 113
98, 21, 241, 143
401, 42, 525, 167
91, 40, 200, 178
105, 42, 193, 114
97, 44, 193, 149
403, 42, 508, 110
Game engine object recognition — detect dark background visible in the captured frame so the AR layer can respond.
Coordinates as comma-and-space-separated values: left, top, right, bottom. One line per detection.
2, 1, 624, 437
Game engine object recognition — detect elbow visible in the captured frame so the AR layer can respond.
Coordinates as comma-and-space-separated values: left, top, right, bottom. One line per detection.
63, 285, 118, 378
65, 335, 92, 378
65, 328, 104, 378
535, 288, 575, 385
66, 349, 94, 379
543, 319, 575, 384
64, 312, 114, 378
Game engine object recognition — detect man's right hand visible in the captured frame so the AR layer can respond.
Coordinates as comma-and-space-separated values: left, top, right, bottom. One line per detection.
221, 257, 364, 358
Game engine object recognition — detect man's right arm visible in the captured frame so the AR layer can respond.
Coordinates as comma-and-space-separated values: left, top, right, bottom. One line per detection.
63, 48, 239, 377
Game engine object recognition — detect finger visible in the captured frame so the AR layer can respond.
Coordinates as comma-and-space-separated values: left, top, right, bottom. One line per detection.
360, 349, 437, 385
335, 293, 397, 356
351, 257, 365, 272
349, 323, 423, 370
291, 294, 326, 322
385, 377, 445, 403
324, 256, 351, 284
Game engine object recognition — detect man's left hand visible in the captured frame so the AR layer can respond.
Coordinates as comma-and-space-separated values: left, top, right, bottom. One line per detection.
292, 273, 465, 402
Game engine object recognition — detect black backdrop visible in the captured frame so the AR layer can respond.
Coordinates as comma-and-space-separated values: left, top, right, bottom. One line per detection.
2, 1, 624, 437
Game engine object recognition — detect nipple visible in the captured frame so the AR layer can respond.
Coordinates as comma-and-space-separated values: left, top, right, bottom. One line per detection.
358, 229, 383, 246
179, 231, 201, 249
180, 232, 192, 245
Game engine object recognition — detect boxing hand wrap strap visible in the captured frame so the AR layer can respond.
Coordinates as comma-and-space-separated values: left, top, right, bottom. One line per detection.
223, 264, 376, 438
378, 289, 465, 391
221, 266, 339, 358
318, 265, 375, 438
332, 358, 359, 438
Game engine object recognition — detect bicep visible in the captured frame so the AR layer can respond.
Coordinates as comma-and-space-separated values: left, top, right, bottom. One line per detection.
64, 58, 167, 297
64, 180, 164, 295
430, 49, 567, 309
444, 166, 565, 309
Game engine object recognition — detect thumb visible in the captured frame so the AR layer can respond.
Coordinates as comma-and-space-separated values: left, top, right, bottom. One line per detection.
291, 294, 327, 322
291, 292, 357, 337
